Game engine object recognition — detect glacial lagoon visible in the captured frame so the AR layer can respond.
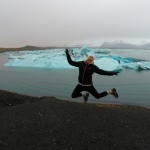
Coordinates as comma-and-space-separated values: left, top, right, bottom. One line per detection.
0, 48, 150, 107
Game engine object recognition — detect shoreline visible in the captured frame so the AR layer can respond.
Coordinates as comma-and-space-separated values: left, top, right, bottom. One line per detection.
0, 89, 149, 109
0, 89, 150, 149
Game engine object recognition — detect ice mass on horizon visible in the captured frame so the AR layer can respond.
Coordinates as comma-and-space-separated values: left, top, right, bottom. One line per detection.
4, 46, 150, 71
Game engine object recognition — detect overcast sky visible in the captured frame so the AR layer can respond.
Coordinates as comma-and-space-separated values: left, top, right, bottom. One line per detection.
0, 0, 150, 47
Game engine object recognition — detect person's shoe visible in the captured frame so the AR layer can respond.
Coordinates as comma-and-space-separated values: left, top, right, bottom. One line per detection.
83, 92, 89, 103
111, 88, 118, 98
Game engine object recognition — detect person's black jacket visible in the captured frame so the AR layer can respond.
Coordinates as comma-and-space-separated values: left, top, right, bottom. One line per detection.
65, 49, 117, 85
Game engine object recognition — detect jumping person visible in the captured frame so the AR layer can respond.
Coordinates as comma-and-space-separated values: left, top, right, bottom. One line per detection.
65, 48, 119, 102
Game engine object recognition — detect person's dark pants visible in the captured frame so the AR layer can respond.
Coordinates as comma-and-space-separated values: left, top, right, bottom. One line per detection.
71, 84, 108, 99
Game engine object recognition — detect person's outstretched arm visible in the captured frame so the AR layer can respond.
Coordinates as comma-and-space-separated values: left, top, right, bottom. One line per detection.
65, 48, 81, 67
93, 65, 118, 76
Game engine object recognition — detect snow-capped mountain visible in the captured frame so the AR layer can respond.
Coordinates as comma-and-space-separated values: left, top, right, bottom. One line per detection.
100, 41, 150, 49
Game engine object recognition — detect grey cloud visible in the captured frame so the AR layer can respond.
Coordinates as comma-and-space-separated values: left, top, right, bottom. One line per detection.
0, 0, 150, 47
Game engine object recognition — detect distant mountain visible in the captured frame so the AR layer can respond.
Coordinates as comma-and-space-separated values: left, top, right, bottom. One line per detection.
138, 42, 150, 49
100, 41, 150, 49
19, 45, 58, 50
0, 45, 63, 52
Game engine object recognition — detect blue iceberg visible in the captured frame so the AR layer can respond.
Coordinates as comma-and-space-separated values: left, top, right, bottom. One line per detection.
4, 46, 150, 72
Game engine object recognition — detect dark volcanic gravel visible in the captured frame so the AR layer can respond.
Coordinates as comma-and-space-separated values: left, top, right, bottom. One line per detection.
0, 90, 150, 150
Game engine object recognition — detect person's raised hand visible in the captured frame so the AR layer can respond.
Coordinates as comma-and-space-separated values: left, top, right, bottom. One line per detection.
65, 48, 69, 53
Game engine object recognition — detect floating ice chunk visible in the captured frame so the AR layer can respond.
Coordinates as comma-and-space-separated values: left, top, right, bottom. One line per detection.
94, 49, 110, 54
80, 45, 89, 55
95, 58, 122, 72
122, 62, 138, 69
8, 54, 26, 59
4, 53, 75, 69
137, 62, 150, 70
122, 61, 150, 70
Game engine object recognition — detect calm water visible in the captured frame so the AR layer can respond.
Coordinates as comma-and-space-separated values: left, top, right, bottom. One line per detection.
0, 49, 150, 107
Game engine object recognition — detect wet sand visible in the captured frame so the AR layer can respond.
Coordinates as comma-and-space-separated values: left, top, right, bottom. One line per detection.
0, 90, 150, 150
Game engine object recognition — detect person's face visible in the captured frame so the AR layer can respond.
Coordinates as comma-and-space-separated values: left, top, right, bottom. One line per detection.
87, 55, 94, 64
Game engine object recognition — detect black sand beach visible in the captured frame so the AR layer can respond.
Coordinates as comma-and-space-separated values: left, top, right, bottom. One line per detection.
0, 90, 150, 150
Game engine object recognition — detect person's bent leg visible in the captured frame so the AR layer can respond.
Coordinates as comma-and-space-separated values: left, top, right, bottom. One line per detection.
86, 85, 108, 99
71, 84, 83, 98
